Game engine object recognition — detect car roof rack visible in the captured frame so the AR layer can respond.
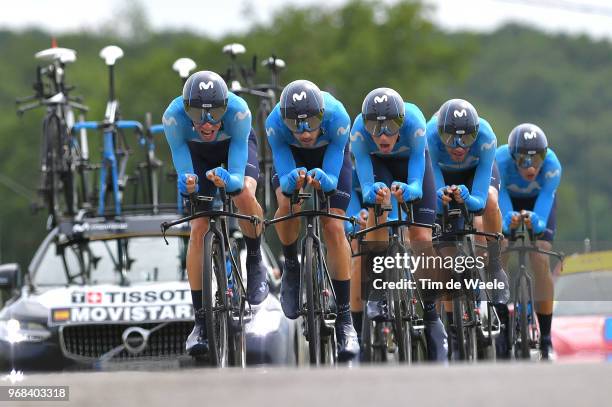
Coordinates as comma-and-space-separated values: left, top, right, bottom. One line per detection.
55, 212, 189, 246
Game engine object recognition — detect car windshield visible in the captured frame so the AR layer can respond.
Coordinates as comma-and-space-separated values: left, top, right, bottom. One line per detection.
554, 270, 612, 316
32, 236, 188, 286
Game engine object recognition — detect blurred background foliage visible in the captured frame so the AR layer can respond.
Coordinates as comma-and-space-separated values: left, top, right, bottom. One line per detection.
1, 0, 610, 267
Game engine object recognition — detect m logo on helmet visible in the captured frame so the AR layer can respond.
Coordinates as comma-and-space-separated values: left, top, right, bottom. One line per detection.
453, 109, 467, 118
374, 95, 388, 104
292, 91, 307, 102
199, 81, 214, 90
524, 131, 537, 140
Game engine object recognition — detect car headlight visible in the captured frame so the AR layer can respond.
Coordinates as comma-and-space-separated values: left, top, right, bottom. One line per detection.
0, 319, 51, 343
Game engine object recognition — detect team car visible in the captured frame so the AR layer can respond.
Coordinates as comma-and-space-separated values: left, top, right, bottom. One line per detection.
0, 212, 294, 371
552, 250, 612, 361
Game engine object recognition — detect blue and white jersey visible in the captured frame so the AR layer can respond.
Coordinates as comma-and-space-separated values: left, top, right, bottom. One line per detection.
427, 115, 497, 211
350, 102, 427, 201
162, 92, 252, 192
265, 91, 351, 192
496, 144, 561, 224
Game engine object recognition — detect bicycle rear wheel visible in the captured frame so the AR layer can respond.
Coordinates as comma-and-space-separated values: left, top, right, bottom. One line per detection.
411, 326, 428, 362
320, 326, 337, 366
362, 317, 388, 363
303, 237, 322, 365
202, 231, 229, 367
41, 114, 65, 223
452, 299, 467, 360
227, 241, 246, 368
466, 306, 479, 361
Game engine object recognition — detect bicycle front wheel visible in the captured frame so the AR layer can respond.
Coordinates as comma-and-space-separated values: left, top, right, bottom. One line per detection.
517, 275, 531, 360
303, 237, 322, 365
202, 231, 229, 367
387, 244, 411, 363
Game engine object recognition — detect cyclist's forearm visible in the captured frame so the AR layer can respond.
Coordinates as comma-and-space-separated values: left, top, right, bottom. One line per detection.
406, 151, 424, 194
321, 141, 345, 190
227, 135, 249, 193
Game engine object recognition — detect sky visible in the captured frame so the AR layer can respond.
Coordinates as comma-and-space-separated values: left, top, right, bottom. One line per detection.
2, 0, 612, 41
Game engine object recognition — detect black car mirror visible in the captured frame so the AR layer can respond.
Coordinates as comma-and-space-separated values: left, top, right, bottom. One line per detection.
0, 263, 21, 304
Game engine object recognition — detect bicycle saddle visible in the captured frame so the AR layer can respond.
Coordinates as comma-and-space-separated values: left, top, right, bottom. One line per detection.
99, 45, 124, 66
35, 47, 76, 64
222, 43, 246, 56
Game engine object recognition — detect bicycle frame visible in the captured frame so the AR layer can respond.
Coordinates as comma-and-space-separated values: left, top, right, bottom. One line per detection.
504, 218, 564, 358
17, 46, 89, 225
71, 46, 145, 217
266, 190, 352, 318
351, 200, 435, 362
436, 200, 503, 360
161, 189, 260, 366
352, 201, 435, 311
265, 188, 355, 364
161, 189, 260, 312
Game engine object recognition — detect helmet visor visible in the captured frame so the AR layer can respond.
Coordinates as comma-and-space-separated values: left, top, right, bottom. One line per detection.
439, 131, 478, 148
364, 117, 403, 137
185, 106, 226, 125
514, 151, 546, 169
283, 113, 323, 133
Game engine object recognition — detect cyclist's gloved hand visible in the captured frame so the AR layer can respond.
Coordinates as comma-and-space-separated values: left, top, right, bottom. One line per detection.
280, 167, 307, 195
308, 168, 337, 193
206, 167, 242, 193
456, 184, 485, 212
344, 220, 356, 235
525, 211, 546, 235
503, 211, 520, 234
363, 182, 388, 205
179, 173, 199, 196
391, 181, 422, 202
456, 184, 471, 201
436, 186, 449, 202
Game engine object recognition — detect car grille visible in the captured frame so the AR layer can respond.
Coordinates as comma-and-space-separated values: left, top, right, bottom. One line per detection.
60, 321, 192, 360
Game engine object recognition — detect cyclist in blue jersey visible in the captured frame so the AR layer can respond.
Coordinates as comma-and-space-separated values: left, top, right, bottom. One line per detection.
266, 79, 359, 361
497, 123, 561, 360
351, 88, 447, 362
426, 99, 510, 355
163, 71, 268, 357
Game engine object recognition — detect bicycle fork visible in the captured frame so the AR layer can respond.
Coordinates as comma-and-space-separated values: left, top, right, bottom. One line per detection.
98, 130, 121, 216
513, 252, 538, 351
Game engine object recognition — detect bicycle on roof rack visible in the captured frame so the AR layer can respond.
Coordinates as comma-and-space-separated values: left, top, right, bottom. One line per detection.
72, 46, 145, 218
141, 57, 198, 215
222, 43, 286, 216
16, 45, 89, 228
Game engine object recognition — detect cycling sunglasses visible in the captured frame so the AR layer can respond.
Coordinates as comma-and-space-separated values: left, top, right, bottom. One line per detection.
284, 113, 323, 133
439, 131, 478, 148
364, 117, 403, 137
185, 106, 226, 125
514, 151, 546, 169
